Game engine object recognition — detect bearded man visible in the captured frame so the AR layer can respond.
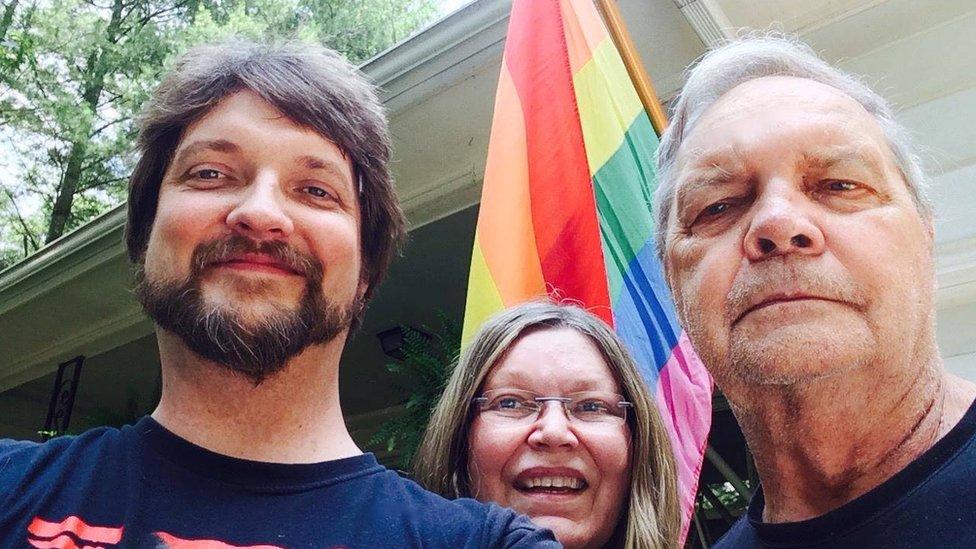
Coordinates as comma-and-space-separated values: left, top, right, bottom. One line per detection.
657, 36, 976, 547
0, 40, 557, 548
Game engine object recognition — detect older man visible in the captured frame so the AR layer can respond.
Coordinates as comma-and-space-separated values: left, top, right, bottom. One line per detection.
0, 41, 556, 548
657, 37, 976, 547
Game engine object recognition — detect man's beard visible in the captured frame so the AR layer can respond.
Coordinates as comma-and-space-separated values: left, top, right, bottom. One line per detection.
135, 235, 360, 384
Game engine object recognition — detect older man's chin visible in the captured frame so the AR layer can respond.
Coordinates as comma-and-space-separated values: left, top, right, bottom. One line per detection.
729, 324, 877, 385
722, 319, 877, 386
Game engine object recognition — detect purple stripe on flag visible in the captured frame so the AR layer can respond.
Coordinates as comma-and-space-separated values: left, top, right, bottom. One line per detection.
657, 333, 713, 541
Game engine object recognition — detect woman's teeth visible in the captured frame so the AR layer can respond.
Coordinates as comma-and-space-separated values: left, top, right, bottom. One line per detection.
519, 476, 586, 490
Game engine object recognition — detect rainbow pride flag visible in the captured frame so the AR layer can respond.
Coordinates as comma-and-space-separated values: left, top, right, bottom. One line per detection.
462, 0, 713, 537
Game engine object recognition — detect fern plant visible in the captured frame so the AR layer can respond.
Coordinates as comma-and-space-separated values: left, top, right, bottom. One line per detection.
370, 315, 460, 470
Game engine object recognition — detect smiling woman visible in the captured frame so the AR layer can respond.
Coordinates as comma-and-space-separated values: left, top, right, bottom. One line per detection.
415, 301, 681, 549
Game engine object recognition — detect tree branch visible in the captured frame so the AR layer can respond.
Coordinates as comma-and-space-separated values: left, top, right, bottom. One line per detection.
135, 0, 187, 29
89, 114, 129, 137
1, 184, 40, 252
0, 0, 19, 43
77, 174, 127, 192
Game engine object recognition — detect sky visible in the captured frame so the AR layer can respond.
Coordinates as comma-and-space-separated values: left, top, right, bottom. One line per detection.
437, 0, 471, 16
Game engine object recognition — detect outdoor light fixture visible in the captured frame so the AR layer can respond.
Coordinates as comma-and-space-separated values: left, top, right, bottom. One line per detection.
376, 326, 431, 360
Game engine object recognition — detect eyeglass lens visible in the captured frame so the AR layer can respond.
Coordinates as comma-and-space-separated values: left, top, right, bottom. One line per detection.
474, 389, 631, 424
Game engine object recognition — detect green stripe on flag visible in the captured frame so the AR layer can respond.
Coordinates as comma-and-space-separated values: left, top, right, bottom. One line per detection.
573, 39, 645, 177
593, 112, 660, 301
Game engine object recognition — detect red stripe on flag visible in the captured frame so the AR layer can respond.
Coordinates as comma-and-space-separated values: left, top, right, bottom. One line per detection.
504, 0, 612, 323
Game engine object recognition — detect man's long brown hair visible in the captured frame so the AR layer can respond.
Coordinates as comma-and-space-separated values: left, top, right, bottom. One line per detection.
125, 39, 405, 322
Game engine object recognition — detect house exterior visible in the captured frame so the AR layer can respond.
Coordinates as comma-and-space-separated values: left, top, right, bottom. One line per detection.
2, 0, 975, 534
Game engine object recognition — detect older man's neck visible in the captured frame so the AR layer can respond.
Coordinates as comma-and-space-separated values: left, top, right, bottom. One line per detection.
151, 330, 361, 464
731, 351, 976, 524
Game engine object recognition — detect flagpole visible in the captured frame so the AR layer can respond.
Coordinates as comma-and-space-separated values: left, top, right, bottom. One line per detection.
594, 0, 670, 135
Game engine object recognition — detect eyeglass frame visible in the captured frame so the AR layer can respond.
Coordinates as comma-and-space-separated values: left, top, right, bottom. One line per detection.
471, 388, 634, 425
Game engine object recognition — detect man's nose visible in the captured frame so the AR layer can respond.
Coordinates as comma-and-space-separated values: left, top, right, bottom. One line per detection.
225, 171, 294, 239
526, 402, 579, 450
743, 190, 825, 261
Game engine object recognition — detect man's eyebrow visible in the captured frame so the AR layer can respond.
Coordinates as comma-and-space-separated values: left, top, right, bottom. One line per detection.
675, 150, 744, 205
802, 145, 885, 178
171, 139, 240, 169
299, 155, 348, 176
297, 155, 354, 188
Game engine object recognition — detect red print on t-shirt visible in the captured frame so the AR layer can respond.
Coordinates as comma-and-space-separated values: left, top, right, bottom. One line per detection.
27, 515, 124, 548
156, 532, 285, 548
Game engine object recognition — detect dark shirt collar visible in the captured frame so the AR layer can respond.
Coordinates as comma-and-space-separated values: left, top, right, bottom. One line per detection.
746, 397, 976, 544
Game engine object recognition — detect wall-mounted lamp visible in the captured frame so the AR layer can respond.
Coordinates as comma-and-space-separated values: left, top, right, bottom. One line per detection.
376, 326, 432, 360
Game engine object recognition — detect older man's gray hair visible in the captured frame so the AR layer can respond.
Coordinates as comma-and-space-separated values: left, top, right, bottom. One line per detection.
653, 35, 931, 262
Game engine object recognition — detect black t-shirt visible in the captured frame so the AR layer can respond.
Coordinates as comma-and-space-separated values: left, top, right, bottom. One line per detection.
717, 399, 976, 548
0, 416, 559, 548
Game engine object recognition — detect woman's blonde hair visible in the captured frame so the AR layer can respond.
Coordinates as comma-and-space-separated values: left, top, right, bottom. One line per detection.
415, 301, 681, 548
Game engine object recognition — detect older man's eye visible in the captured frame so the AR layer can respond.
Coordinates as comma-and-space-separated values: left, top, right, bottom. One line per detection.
825, 180, 858, 192
694, 201, 731, 223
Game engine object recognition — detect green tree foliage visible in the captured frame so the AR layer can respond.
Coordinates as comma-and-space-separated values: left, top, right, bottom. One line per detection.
0, 0, 437, 270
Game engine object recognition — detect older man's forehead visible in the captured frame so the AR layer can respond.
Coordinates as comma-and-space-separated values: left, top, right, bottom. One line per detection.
687, 77, 877, 140
680, 81, 891, 162
714, 75, 867, 111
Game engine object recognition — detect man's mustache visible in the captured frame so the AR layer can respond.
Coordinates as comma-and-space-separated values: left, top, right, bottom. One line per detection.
190, 235, 324, 283
725, 260, 868, 325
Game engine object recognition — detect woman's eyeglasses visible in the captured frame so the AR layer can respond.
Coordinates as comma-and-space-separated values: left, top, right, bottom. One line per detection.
472, 388, 632, 425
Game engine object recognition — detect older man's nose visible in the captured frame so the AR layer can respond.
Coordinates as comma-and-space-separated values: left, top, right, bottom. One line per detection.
225, 172, 294, 239
527, 403, 579, 450
744, 195, 825, 261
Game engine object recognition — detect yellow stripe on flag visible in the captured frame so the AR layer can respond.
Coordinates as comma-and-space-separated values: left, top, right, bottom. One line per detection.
573, 38, 643, 176
462, 62, 546, 345
462, 237, 507, 345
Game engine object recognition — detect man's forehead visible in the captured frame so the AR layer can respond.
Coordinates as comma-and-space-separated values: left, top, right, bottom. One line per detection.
707, 75, 865, 116
676, 76, 888, 166
172, 90, 355, 177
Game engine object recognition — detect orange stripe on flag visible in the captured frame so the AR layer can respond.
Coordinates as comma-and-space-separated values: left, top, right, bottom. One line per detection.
476, 62, 546, 304
558, 0, 609, 75
506, 0, 611, 320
